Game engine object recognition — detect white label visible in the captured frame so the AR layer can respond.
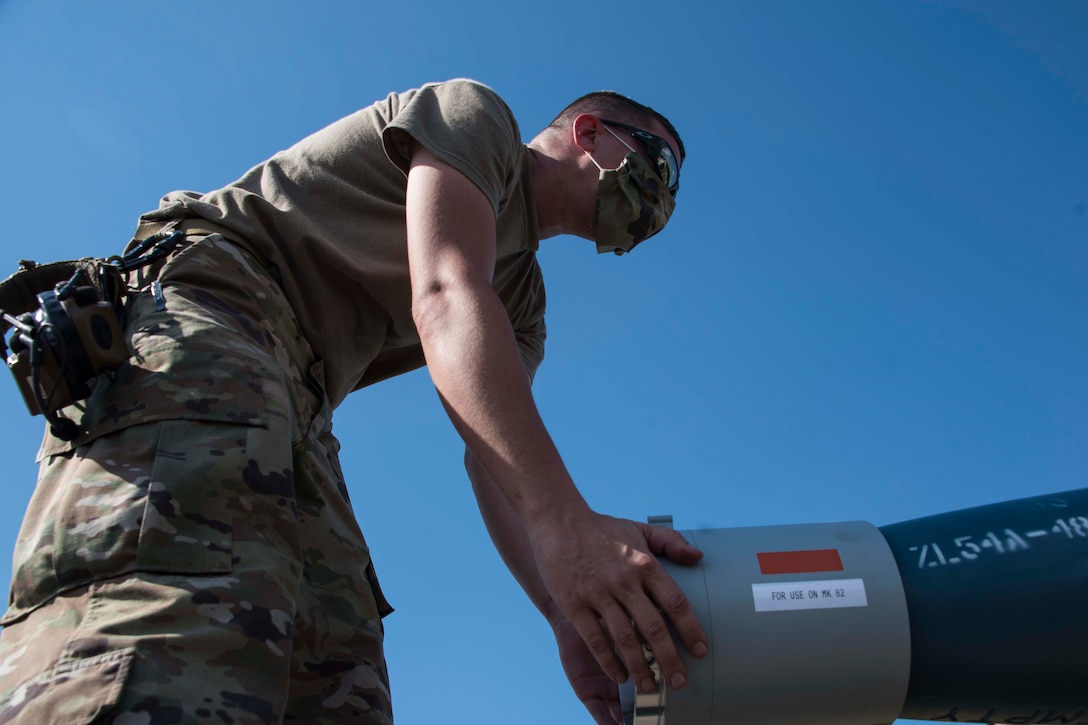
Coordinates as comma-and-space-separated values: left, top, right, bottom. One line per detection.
752, 578, 868, 612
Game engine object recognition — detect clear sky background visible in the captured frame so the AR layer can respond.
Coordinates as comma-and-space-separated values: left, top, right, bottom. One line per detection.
0, 1, 1085, 723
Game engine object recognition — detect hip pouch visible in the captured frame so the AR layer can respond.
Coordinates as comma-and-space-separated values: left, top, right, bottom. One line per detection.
0, 229, 184, 440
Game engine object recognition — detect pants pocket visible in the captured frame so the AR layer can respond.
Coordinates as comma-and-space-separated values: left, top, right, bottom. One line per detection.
0, 647, 134, 724
132, 419, 245, 574
2, 418, 267, 626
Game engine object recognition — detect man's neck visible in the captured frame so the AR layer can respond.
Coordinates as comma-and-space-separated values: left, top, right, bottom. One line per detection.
526, 145, 569, 241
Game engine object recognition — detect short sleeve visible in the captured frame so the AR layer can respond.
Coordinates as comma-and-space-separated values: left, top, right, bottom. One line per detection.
382, 79, 522, 215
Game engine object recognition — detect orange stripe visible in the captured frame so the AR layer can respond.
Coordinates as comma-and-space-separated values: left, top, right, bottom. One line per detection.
757, 549, 844, 575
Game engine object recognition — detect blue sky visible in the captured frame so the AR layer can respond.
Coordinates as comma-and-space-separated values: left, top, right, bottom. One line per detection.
0, 1, 1085, 723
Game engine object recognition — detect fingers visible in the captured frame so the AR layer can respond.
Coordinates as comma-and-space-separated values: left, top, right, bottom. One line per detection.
599, 601, 660, 693
638, 523, 710, 668
615, 544, 708, 692
584, 569, 707, 696
622, 601, 681, 693
568, 596, 666, 695
640, 523, 704, 564
568, 609, 630, 686
643, 565, 709, 664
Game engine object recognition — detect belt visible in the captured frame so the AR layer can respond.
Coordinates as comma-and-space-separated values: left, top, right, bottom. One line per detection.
125, 218, 283, 292
126, 217, 245, 253
173, 218, 247, 247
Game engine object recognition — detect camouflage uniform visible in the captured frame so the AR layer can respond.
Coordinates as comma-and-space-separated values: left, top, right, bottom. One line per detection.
0, 234, 393, 724
1, 79, 547, 724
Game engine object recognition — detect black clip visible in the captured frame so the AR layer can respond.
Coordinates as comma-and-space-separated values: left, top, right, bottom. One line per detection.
115, 229, 186, 273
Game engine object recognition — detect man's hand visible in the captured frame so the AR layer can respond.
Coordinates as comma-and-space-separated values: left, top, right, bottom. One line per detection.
531, 513, 708, 697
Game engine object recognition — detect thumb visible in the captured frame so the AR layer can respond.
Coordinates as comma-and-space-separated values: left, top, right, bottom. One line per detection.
638, 523, 704, 564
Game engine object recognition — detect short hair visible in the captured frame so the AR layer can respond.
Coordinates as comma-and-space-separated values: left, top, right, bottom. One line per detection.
548, 91, 686, 162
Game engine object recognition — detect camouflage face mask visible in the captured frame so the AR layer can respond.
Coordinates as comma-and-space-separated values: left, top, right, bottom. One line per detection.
587, 129, 677, 255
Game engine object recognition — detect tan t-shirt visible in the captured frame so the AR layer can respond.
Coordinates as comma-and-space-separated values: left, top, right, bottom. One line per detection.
139, 79, 545, 408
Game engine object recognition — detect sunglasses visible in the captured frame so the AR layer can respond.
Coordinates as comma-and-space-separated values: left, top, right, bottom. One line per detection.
599, 118, 681, 198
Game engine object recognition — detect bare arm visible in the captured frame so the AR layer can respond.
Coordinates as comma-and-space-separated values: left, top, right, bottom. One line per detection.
406, 146, 584, 526
468, 449, 628, 724
405, 144, 707, 695
466, 450, 560, 622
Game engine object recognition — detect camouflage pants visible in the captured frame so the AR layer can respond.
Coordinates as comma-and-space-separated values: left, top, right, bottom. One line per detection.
0, 235, 394, 724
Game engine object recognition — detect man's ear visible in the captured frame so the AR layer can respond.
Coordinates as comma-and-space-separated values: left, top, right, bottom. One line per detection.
571, 113, 601, 154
